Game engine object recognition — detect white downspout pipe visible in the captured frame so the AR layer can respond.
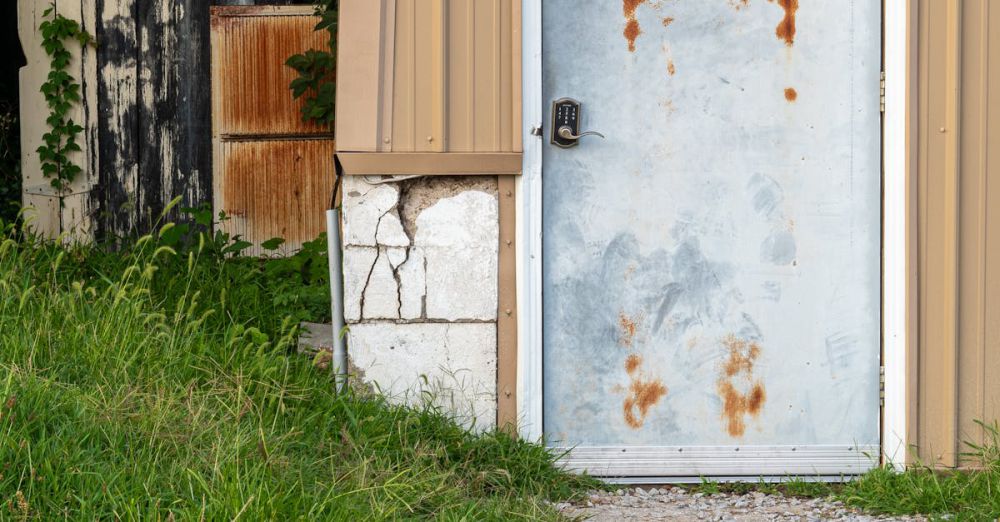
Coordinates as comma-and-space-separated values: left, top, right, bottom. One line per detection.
326, 207, 347, 392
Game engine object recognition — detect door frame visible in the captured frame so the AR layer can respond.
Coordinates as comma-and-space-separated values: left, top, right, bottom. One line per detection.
516, 0, 909, 474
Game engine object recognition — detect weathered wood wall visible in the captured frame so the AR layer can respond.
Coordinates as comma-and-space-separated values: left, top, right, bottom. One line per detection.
18, 0, 308, 240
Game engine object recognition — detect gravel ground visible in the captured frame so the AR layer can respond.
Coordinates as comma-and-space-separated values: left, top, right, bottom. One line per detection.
554, 487, 927, 521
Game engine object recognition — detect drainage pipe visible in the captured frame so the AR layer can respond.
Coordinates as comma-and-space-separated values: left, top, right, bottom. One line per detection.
326, 207, 347, 392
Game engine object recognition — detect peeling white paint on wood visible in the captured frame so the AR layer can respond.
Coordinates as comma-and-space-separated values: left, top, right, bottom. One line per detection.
17, 0, 98, 240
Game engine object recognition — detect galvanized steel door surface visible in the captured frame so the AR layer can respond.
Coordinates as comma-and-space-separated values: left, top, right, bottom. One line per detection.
541, 1, 881, 477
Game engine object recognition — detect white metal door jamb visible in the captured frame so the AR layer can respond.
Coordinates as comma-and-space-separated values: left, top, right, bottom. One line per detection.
882, 0, 910, 471
516, 0, 544, 444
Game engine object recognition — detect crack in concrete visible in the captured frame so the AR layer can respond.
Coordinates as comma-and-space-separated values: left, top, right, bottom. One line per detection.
421, 255, 428, 319
359, 248, 380, 320
387, 182, 416, 319
391, 247, 409, 318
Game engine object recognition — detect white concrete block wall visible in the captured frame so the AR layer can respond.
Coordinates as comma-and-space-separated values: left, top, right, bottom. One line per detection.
341, 176, 499, 430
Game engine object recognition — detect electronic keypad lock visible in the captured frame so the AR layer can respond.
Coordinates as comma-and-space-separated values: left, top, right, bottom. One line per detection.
550, 98, 606, 148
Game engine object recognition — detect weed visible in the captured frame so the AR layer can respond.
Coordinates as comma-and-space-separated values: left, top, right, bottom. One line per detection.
840, 421, 1000, 520
0, 218, 599, 520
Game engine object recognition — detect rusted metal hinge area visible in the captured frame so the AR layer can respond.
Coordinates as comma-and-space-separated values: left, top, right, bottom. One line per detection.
879, 365, 885, 407
880, 71, 886, 113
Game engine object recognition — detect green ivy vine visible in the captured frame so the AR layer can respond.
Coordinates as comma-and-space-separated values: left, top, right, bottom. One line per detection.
38, 5, 94, 194
286, 0, 338, 128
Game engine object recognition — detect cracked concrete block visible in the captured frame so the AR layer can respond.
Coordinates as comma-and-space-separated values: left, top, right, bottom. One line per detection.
425, 247, 497, 320
342, 178, 400, 247
375, 212, 410, 247
385, 246, 408, 268
397, 248, 425, 319
342, 246, 378, 322
362, 250, 400, 320
414, 191, 498, 248
414, 191, 499, 320
347, 322, 497, 431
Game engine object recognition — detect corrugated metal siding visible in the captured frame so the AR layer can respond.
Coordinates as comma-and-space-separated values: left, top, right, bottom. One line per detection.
211, 6, 335, 255
914, 0, 1000, 467
211, 7, 331, 137
218, 140, 335, 252
336, 0, 521, 155
391, 0, 520, 152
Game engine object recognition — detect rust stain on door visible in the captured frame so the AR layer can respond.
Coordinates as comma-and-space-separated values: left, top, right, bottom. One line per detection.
623, 0, 648, 52
717, 335, 767, 437
771, 0, 798, 46
622, 354, 668, 429
784, 87, 798, 101
618, 311, 642, 347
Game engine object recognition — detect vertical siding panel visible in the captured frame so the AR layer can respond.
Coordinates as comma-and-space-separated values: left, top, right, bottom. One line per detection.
379, 0, 396, 152
135, 0, 213, 232
917, 0, 934, 464
392, 0, 415, 151
335, 0, 385, 151
412, 0, 445, 152
447, 0, 472, 151
95, 0, 140, 237
919, 0, 961, 467
511, 0, 522, 152
499, 0, 512, 152
473, 0, 498, 151
985, 1, 1000, 429
957, 0, 986, 455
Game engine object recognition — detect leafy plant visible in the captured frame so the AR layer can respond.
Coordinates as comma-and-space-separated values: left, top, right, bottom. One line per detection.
36, 5, 93, 198
0, 208, 600, 519
286, 0, 338, 127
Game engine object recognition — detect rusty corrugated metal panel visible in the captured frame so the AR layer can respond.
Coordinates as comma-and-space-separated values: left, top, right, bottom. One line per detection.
211, 6, 331, 137
914, 0, 1000, 468
211, 6, 336, 256
217, 139, 335, 256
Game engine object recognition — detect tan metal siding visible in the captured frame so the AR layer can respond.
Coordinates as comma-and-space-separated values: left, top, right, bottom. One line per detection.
211, 6, 336, 255
913, 0, 1000, 467
335, 0, 522, 173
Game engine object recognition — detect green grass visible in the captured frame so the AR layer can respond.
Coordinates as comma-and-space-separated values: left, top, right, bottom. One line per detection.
839, 427, 1000, 520
689, 426, 1000, 520
0, 217, 599, 520
4, 211, 999, 521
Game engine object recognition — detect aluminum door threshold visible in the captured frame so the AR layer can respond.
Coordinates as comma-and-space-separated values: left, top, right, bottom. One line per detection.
554, 444, 880, 480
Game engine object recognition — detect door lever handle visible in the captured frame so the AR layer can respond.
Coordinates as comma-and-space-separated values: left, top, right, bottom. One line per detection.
557, 126, 605, 141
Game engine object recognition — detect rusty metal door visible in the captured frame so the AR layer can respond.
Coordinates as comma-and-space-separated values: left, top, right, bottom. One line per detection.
541, 1, 882, 478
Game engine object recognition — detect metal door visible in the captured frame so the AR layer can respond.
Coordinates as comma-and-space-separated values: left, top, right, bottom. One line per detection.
542, 1, 882, 478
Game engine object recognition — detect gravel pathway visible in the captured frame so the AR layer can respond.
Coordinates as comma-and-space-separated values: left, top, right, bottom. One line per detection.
554, 487, 926, 521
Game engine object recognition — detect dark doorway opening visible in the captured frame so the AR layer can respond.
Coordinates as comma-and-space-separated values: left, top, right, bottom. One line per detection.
1, 2, 26, 223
